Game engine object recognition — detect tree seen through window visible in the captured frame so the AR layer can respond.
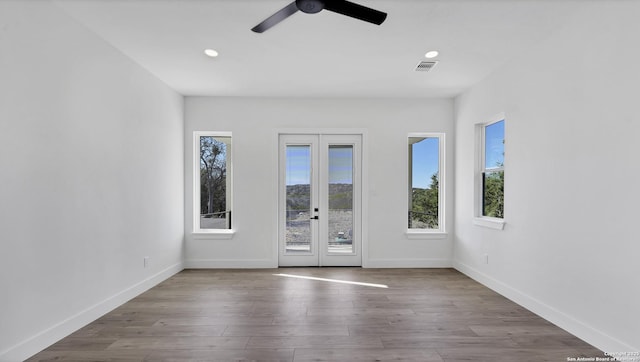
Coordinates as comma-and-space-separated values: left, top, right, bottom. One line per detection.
409, 136, 441, 230
199, 135, 231, 229
482, 120, 504, 218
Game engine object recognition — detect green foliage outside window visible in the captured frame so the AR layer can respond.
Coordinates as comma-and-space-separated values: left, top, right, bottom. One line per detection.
482, 120, 504, 219
410, 172, 439, 229
483, 170, 504, 218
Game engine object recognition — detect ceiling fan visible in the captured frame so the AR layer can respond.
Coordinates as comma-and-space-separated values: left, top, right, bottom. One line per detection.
251, 0, 387, 33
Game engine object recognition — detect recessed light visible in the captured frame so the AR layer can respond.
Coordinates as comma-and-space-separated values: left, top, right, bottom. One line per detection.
425, 50, 439, 59
204, 49, 219, 58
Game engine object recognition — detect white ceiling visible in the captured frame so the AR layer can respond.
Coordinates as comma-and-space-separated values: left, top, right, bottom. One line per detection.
54, 0, 588, 98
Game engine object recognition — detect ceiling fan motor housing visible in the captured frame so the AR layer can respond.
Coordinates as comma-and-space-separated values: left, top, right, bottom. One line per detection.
296, 0, 326, 14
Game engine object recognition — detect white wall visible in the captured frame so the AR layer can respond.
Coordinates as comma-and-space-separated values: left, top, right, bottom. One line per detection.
0, 2, 184, 360
454, 2, 640, 352
185, 97, 454, 268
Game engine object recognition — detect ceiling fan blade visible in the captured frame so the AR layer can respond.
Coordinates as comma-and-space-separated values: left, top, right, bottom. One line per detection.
324, 0, 387, 25
252, 1, 299, 33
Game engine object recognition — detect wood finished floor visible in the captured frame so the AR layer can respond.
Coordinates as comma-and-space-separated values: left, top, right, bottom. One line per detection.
28, 268, 604, 361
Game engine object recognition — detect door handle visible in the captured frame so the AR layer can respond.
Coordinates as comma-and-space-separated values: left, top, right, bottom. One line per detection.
310, 216, 319, 220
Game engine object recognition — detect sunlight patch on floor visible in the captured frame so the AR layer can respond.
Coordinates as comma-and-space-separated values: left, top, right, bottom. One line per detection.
273, 273, 389, 288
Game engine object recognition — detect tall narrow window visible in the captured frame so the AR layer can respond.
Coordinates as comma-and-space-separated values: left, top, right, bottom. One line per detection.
408, 133, 444, 231
481, 119, 504, 218
194, 132, 232, 232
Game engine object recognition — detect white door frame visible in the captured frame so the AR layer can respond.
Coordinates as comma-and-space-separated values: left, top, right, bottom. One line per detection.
274, 129, 368, 267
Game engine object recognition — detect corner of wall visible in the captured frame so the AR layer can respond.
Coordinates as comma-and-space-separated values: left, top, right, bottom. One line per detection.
0, 263, 184, 362
452, 260, 636, 352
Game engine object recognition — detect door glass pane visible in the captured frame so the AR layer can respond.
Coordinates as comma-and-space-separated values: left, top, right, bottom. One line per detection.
328, 145, 353, 254
285, 145, 312, 253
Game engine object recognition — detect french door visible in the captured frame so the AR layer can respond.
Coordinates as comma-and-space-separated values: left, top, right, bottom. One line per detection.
278, 134, 362, 266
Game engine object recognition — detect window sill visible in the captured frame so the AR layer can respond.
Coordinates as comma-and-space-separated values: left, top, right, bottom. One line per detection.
405, 231, 448, 240
192, 230, 236, 240
473, 217, 505, 230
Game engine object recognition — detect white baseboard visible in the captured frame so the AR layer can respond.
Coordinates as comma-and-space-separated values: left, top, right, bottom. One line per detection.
185, 259, 277, 269
185, 258, 452, 269
453, 260, 637, 352
0, 262, 184, 362
365, 258, 452, 268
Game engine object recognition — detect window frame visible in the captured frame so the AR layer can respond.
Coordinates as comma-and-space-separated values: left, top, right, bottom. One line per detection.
193, 131, 235, 238
406, 132, 446, 239
474, 114, 505, 230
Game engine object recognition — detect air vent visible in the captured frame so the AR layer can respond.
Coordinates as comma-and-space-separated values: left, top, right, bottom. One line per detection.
415, 61, 438, 72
